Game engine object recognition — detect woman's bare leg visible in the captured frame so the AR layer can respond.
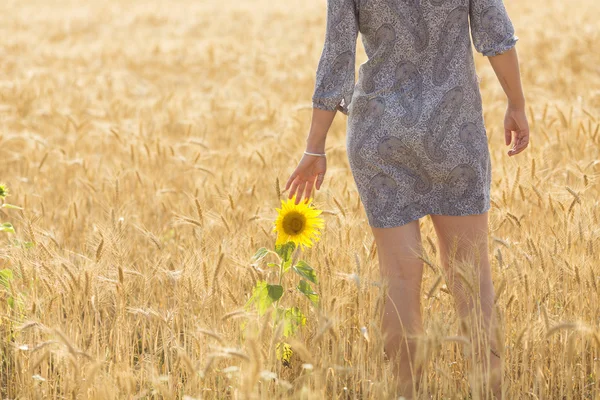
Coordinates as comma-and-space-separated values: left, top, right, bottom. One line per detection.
371, 219, 425, 399
429, 211, 502, 399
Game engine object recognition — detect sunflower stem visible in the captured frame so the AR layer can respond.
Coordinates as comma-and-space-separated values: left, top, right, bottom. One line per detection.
273, 244, 298, 323
274, 257, 284, 321
277, 262, 283, 290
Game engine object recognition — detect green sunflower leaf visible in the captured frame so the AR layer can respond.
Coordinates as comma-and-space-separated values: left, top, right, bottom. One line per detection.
297, 279, 319, 307
293, 260, 318, 284
251, 247, 270, 262
275, 306, 307, 337
282, 258, 293, 274
244, 281, 284, 316
267, 284, 284, 302
275, 242, 295, 263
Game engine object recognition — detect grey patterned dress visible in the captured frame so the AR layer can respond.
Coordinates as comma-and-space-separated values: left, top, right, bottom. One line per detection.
311, 0, 518, 228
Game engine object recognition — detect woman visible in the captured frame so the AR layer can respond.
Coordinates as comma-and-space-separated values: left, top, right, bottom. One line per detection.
285, 0, 529, 398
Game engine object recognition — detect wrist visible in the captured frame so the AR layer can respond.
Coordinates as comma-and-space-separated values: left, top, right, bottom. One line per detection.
508, 98, 525, 111
305, 142, 326, 154
306, 134, 326, 152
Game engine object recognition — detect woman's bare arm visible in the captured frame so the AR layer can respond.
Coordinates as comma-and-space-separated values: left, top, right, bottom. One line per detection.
488, 47, 530, 156
305, 108, 336, 154
488, 47, 525, 110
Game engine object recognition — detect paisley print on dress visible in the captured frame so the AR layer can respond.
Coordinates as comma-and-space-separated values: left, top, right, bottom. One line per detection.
441, 163, 479, 214
392, 61, 423, 127
316, 50, 354, 101
350, 97, 386, 169
458, 121, 491, 202
363, 172, 398, 225
470, 2, 518, 56
386, 0, 429, 52
423, 86, 464, 163
329, 0, 355, 30
363, 24, 397, 93
458, 121, 483, 152
480, 6, 512, 43
432, 7, 470, 86
377, 136, 432, 195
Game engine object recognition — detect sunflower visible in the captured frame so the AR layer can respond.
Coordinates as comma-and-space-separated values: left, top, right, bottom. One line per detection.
273, 195, 324, 249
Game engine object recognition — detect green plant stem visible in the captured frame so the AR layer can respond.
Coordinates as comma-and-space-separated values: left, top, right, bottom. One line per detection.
274, 258, 284, 321
273, 246, 298, 328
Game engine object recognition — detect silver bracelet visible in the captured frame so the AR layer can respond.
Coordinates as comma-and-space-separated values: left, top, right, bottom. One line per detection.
304, 151, 326, 157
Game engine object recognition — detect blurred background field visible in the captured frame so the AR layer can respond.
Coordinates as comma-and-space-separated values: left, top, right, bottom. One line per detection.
0, 0, 599, 398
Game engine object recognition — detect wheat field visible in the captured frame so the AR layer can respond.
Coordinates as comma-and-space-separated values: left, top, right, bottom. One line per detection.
0, 0, 599, 398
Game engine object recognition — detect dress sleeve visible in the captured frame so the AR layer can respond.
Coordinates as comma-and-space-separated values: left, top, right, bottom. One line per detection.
469, 0, 519, 57
312, 0, 359, 116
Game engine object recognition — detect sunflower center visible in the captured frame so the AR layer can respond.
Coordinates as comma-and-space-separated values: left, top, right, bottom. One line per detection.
282, 211, 306, 235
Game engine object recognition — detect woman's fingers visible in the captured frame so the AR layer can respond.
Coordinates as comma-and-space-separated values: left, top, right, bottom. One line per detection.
304, 178, 316, 203
516, 139, 529, 154
508, 140, 520, 155
295, 181, 307, 204
505, 127, 512, 146
517, 129, 529, 147
288, 177, 300, 199
316, 172, 325, 190
508, 130, 529, 156
285, 171, 298, 191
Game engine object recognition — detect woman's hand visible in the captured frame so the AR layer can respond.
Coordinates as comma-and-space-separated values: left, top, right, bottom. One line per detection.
284, 153, 327, 204
504, 106, 530, 156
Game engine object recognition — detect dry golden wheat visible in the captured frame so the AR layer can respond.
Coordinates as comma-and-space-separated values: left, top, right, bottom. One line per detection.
0, 0, 599, 398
